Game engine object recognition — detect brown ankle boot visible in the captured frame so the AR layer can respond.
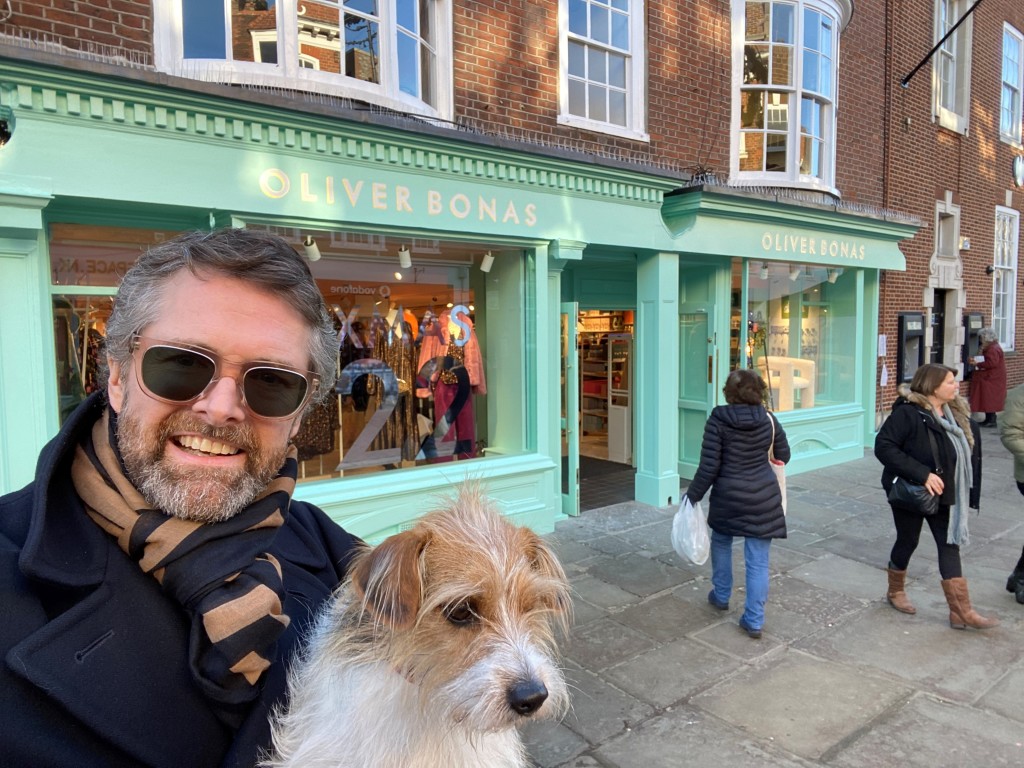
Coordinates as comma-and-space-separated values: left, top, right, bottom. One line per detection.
940, 577, 999, 629
886, 567, 916, 614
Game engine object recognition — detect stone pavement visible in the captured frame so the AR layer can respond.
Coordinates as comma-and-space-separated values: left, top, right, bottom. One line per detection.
523, 427, 1024, 767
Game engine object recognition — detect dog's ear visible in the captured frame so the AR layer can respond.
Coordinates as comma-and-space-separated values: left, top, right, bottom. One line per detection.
350, 528, 430, 630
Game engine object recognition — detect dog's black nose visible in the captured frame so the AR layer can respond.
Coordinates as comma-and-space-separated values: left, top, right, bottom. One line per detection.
508, 680, 549, 716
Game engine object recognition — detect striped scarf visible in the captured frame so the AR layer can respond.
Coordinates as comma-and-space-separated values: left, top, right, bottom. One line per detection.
71, 410, 294, 726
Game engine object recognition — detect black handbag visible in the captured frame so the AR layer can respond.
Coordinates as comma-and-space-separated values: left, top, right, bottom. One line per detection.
887, 428, 942, 516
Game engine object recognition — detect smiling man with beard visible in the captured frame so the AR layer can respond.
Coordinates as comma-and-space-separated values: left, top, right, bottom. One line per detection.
0, 229, 361, 768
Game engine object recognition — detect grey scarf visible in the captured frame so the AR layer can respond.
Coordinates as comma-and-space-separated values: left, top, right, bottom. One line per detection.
937, 404, 972, 545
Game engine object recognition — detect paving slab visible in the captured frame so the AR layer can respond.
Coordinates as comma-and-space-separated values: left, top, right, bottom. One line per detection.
692, 650, 912, 760
828, 693, 1024, 767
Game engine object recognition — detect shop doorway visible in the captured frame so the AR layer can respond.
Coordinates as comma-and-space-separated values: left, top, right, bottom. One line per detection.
563, 308, 637, 511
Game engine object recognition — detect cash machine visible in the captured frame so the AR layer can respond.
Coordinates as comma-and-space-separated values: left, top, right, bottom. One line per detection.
897, 312, 925, 383
962, 313, 984, 380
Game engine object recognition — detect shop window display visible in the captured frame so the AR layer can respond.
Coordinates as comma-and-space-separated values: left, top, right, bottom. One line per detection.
48, 223, 514, 483
739, 259, 856, 411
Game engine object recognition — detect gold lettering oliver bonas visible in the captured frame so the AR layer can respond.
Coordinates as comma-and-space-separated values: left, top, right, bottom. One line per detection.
260, 169, 538, 227
761, 231, 866, 260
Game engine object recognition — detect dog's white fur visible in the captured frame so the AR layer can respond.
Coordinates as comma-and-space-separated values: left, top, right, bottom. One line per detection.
263, 485, 571, 768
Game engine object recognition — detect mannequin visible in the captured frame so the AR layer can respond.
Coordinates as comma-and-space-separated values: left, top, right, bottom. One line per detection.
416, 306, 486, 460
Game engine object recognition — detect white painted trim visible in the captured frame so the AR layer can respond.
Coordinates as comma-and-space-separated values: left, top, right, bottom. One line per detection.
153, 0, 452, 121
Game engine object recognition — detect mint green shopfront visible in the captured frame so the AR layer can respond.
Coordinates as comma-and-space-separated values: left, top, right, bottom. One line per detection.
0, 57, 916, 540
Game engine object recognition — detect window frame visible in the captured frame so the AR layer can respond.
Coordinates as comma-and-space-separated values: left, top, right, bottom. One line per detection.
932, 0, 973, 135
730, 0, 850, 195
1001, 24, 1023, 147
993, 206, 1020, 351
558, 0, 649, 142
153, 0, 453, 120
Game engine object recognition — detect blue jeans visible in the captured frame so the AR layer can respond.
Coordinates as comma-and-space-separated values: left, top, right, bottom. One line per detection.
710, 530, 772, 630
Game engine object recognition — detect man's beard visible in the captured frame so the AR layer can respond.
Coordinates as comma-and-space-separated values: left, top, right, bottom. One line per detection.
115, 394, 288, 524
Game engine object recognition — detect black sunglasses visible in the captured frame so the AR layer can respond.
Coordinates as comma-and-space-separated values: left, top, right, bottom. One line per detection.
131, 335, 318, 420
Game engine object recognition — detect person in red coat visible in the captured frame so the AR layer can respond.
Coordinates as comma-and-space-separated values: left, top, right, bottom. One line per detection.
969, 327, 1007, 427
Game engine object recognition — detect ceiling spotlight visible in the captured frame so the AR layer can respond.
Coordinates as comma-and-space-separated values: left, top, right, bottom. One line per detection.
759, 262, 769, 280
480, 251, 495, 273
302, 235, 321, 262
394, 271, 403, 280
398, 246, 412, 269
789, 266, 801, 282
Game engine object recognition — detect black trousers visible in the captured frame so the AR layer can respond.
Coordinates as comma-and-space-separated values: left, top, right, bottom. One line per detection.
889, 503, 962, 579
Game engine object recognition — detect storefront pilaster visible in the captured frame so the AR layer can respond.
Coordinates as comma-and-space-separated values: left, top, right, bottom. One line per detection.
635, 250, 681, 507
0, 189, 53, 491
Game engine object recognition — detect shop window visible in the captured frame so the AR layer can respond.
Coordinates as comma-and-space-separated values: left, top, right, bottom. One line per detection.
1002, 24, 1023, 146
993, 207, 1020, 350
933, 0, 972, 134
48, 224, 524, 483
155, 1, 451, 119
734, 0, 844, 191
744, 260, 857, 411
49, 223, 179, 422
560, 0, 649, 141
259, 227, 521, 483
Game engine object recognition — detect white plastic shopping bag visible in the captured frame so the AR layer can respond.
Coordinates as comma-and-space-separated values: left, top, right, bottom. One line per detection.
672, 496, 709, 565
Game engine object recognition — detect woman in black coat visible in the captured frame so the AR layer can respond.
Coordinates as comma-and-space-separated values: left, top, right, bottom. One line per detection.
686, 369, 790, 639
874, 363, 996, 630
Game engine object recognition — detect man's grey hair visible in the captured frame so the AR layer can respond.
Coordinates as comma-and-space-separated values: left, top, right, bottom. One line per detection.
102, 228, 337, 404
978, 327, 998, 344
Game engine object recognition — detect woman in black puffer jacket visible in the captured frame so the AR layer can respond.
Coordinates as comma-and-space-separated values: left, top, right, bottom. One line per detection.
685, 369, 790, 639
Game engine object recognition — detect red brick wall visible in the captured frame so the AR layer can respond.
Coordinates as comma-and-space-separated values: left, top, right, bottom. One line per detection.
2, 0, 151, 55
875, 0, 1024, 409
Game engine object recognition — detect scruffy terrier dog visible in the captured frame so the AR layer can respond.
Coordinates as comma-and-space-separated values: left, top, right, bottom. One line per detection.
264, 485, 572, 768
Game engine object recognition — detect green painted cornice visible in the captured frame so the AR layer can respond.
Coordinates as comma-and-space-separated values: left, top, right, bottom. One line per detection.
0, 56, 680, 208
662, 186, 919, 270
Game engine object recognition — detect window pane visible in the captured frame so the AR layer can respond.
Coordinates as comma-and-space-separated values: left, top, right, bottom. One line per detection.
803, 50, 819, 92
739, 132, 764, 171
303, 1, 343, 75
588, 47, 607, 83
345, 0, 378, 14
611, 10, 629, 50
420, 42, 435, 106
569, 0, 588, 35
741, 90, 765, 128
744, 44, 769, 84
344, 13, 380, 83
569, 40, 586, 77
397, 31, 419, 96
608, 51, 626, 88
183, 0, 227, 59
748, 265, 858, 410
609, 89, 626, 125
611, 0, 629, 10
746, 2, 770, 42
772, 3, 794, 43
589, 83, 607, 121
569, 78, 586, 116
803, 9, 820, 50
799, 135, 821, 176
771, 44, 793, 86
260, 41, 279, 64
820, 56, 832, 99
396, 0, 416, 32
766, 91, 789, 129
590, 4, 610, 44
766, 132, 787, 171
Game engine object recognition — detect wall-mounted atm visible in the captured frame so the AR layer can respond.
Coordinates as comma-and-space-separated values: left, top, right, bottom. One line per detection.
897, 312, 925, 383
962, 313, 984, 380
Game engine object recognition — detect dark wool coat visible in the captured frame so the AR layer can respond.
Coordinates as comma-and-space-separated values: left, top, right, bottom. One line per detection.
685, 404, 791, 539
0, 393, 362, 768
969, 341, 1007, 413
874, 390, 982, 509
